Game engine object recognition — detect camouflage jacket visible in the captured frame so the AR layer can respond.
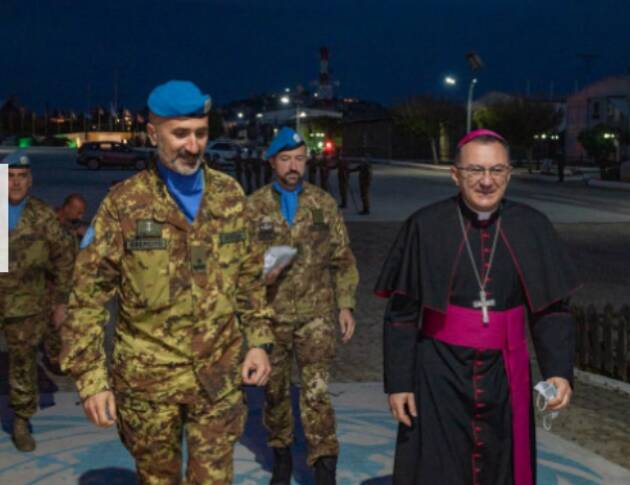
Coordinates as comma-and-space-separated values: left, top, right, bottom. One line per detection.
246, 182, 358, 322
0, 196, 75, 318
61, 164, 274, 402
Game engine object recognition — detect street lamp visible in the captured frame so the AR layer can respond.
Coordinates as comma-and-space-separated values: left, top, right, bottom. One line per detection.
465, 51, 484, 133
444, 76, 457, 86
279, 94, 302, 133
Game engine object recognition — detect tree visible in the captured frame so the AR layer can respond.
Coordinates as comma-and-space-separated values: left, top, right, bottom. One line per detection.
393, 96, 464, 163
578, 124, 619, 179
474, 97, 562, 163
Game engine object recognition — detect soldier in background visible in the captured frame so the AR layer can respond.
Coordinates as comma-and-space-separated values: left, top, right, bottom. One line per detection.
355, 158, 372, 215
307, 152, 318, 184
247, 127, 359, 484
0, 151, 74, 452
57, 193, 88, 241
42, 193, 88, 375
319, 153, 331, 192
336, 157, 350, 209
61, 80, 274, 483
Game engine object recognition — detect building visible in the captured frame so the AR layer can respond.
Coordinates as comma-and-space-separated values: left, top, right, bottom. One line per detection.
565, 75, 630, 161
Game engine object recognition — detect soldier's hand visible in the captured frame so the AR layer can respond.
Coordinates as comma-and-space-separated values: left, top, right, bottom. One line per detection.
546, 377, 572, 411
339, 308, 355, 344
242, 348, 271, 386
264, 264, 287, 286
52, 304, 67, 330
83, 390, 117, 427
388, 392, 417, 428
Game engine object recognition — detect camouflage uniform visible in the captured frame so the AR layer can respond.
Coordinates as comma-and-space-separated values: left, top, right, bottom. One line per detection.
61, 164, 274, 484
0, 197, 74, 418
246, 182, 359, 466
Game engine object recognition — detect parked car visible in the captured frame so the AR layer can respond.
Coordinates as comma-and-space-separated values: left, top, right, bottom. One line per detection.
205, 140, 241, 160
77, 141, 152, 170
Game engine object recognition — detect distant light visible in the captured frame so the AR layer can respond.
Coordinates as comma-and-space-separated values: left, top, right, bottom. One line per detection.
299, 111, 307, 118
540, 134, 547, 140
237, 112, 244, 119
256, 113, 263, 118
444, 76, 457, 86
324, 140, 334, 153
284, 87, 291, 93
317, 141, 324, 149
314, 93, 319, 98
280, 96, 290, 105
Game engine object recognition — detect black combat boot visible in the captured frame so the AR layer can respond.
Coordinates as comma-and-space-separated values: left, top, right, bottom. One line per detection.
270, 447, 292, 485
314, 455, 337, 485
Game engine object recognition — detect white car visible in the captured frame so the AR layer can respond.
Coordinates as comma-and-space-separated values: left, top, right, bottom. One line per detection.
204, 140, 242, 161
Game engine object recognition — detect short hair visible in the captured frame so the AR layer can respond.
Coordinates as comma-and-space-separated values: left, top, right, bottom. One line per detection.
62, 193, 87, 207
454, 135, 510, 165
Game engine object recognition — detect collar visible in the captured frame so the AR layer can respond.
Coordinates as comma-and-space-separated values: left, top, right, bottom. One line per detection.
156, 160, 204, 194
458, 195, 501, 228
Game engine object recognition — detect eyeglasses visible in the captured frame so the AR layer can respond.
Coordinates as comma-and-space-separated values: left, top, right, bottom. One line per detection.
456, 164, 512, 181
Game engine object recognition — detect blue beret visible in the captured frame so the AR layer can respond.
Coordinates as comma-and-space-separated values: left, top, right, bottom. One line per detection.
264, 127, 305, 160
147, 80, 211, 117
2, 150, 31, 168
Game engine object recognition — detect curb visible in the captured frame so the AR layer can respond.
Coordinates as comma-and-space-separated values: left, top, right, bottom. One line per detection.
587, 178, 630, 191
574, 369, 630, 396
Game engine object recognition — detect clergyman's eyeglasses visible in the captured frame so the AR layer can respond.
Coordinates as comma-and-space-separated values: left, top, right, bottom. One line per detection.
456, 164, 512, 181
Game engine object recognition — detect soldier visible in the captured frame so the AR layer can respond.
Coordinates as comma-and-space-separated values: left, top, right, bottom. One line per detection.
61, 80, 275, 484
43, 193, 87, 375
355, 158, 372, 215
0, 151, 75, 451
336, 157, 349, 209
57, 193, 88, 241
318, 152, 331, 192
246, 127, 359, 484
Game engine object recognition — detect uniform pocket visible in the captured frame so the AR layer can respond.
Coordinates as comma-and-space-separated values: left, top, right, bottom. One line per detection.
124, 248, 170, 309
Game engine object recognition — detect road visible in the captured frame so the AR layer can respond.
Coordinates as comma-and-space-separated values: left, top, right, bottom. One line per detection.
3, 148, 629, 225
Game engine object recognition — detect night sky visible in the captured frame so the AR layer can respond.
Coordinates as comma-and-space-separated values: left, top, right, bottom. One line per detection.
2, 0, 629, 112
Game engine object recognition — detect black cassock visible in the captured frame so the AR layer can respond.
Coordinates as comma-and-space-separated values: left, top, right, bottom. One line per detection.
375, 196, 579, 485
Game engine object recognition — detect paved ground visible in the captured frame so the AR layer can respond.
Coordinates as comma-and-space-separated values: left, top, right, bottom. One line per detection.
1, 385, 629, 484
1, 148, 630, 482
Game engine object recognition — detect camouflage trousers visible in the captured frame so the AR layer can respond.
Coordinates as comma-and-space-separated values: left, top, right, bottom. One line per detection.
0, 313, 46, 418
264, 316, 338, 466
116, 388, 246, 485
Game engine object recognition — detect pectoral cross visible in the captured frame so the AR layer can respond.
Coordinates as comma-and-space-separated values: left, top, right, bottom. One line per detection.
474, 290, 496, 325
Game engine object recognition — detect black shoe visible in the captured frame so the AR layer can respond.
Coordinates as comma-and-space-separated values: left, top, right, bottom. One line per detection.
314, 456, 337, 485
270, 447, 292, 485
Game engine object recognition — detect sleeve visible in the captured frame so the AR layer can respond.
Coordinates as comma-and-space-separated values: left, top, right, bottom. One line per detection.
383, 293, 421, 393
329, 204, 359, 310
237, 202, 275, 349
45, 215, 76, 305
529, 298, 576, 386
60, 195, 123, 400
374, 216, 422, 301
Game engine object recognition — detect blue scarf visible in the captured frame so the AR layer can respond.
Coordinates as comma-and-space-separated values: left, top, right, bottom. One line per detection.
273, 181, 303, 226
9, 197, 28, 232
157, 162, 204, 224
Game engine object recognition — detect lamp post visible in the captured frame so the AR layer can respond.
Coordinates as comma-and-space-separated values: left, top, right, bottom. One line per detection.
465, 51, 484, 133
280, 95, 302, 133
467, 78, 478, 133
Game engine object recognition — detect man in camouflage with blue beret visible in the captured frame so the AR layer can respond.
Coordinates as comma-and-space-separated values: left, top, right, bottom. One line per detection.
0, 151, 75, 452
246, 127, 359, 485
61, 80, 275, 484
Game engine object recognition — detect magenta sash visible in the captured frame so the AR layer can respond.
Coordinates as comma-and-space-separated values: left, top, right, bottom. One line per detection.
422, 304, 532, 485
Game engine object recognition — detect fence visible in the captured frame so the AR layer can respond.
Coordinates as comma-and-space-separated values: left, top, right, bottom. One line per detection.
573, 304, 630, 383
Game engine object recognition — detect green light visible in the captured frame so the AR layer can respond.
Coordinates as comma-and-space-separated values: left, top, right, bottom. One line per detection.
18, 137, 32, 148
